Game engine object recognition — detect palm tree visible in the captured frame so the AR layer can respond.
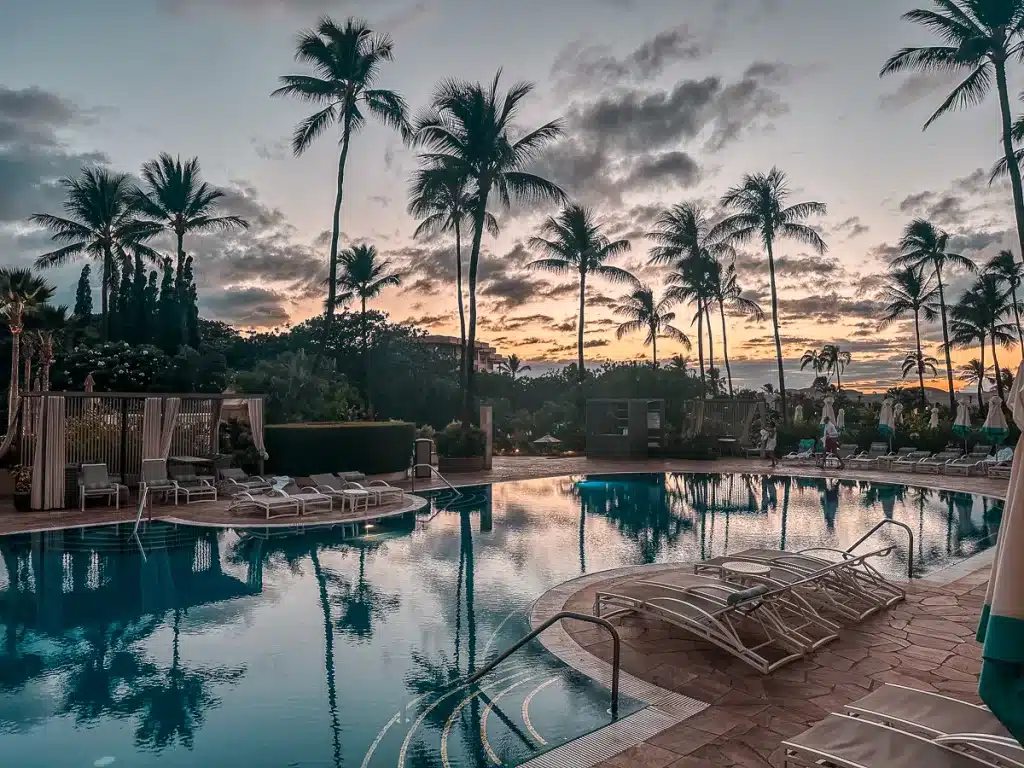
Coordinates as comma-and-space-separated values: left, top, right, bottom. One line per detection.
414, 71, 566, 424
647, 203, 730, 394
612, 286, 691, 367
30, 304, 72, 391
713, 168, 827, 420
901, 351, 939, 386
528, 205, 634, 382
958, 359, 989, 402
273, 16, 410, 342
953, 274, 1016, 400
669, 354, 690, 373
892, 219, 976, 409
708, 260, 764, 396
497, 353, 530, 379
986, 249, 1024, 349
800, 348, 825, 378
30, 167, 159, 339
408, 163, 498, 388
879, 266, 940, 404
950, 295, 991, 399
331, 244, 401, 398
821, 343, 853, 390
881, 1, 1024, 260
0, 269, 54, 425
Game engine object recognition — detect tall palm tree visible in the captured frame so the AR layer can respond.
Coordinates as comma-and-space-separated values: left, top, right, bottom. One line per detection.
273, 16, 410, 342
0, 269, 54, 425
30, 168, 159, 339
708, 260, 764, 396
986, 248, 1024, 349
892, 219, 976, 409
647, 203, 730, 395
879, 266, 941, 404
331, 244, 402, 398
528, 205, 633, 383
612, 286, 691, 367
414, 71, 566, 424
950, 294, 991, 398
799, 348, 825, 378
497, 353, 530, 379
881, 1, 1024, 259
958, 358, 989, 402
30, 304, 72, 391
669, 354, 690, 373
713, 168, 827, 420
407, 163, 498, 388
953, 274, 1016, 400
821, 343, 853, 390
901, 350, 939, 385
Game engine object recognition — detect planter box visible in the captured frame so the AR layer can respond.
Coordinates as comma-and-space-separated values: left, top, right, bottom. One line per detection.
13, 493, 31, 512
438, 456, 486, 474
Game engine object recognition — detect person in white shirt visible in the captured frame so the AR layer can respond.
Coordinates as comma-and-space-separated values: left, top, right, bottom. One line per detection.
822, 416, 843, 469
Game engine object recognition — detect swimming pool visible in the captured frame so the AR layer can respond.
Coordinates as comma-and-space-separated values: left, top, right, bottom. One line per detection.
0, 473, 1002, 767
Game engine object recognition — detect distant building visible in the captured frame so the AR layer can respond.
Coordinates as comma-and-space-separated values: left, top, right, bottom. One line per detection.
416, 335, 506, 372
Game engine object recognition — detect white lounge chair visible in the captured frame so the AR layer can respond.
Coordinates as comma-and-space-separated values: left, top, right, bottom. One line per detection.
230, 491, 300, 520
345, 477, 404, 503
943, 444, 993, 476
878, 446, 916, 470
169, 464, 218, 504
913, 449, 962, 474
218, 467, 272, 494
277, 482, 333, 515
140, 459, 180, 505
849, 443, 889, 470
893, 450, 931, 471
309, 474, 371, 513
986, 447, 1014, 479
78, 463, 127, 511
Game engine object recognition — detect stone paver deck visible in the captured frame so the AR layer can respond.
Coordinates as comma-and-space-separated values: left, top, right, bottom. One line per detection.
550, 565, 993, 768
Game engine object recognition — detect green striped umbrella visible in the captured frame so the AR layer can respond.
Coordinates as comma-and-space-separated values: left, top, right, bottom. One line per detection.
977, 362, 1024, 742
952, 400, 972, 439
982, 395, 1009, 445
877, 398, 895, 438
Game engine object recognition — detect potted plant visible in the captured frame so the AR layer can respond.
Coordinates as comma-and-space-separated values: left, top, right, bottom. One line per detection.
436, 422, 487, 473
11, 465, 31, 511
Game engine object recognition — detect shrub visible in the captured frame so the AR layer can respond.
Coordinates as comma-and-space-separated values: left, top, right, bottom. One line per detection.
436, 422, 487, 458
264, 421, 414, 476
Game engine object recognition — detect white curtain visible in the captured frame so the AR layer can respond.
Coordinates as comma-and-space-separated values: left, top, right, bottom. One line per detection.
160, 397, 181, 459
246, 398, 269, 459
43, 396, 65, 510
30, 397, 46, 510
141, 398, 163, 461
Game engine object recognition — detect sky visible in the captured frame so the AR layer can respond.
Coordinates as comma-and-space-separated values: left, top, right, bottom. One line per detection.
2, 0, 1023, 392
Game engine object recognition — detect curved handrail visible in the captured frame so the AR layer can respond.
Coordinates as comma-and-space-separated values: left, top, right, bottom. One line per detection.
845, 519, 914, 579
410, 464, 462, 498
132, 486, 149, 537
463, 611, 621, 716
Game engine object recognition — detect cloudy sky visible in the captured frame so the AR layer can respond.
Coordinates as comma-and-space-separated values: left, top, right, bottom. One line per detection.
2, 0, 1022, 391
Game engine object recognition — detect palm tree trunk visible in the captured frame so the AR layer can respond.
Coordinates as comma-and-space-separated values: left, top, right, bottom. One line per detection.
995, 59, 1024, 262
764, 239, 788, 422
463, 187, 491, 426
933, 267, 956, 411
914, 312, 926, 405
695, 306, 706, 395
835, 364, 842, 392
101, 247, 111, 341
361, 295, 369, 407
706, 303, 715, 373
577, 268, 587, 385
652, 332, 657, 369
175, 231, 188, 347
979, 333, 987, 404
321, 117, 353, 357
310, 550, 342, 768
990, 334, 1005, 402
719, 300, 734, 397
454, 219, 467, 393
1012, 284, 1024, 352
7, 328, 20, 428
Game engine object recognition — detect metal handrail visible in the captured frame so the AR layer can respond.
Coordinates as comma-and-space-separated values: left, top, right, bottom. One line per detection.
463, 611, 621, 716
410, 464, 462, 497
846, 518, 915, 578
131, 486, 149, 537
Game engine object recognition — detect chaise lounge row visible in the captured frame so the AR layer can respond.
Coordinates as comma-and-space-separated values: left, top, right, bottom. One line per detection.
846, 443, 1013, 478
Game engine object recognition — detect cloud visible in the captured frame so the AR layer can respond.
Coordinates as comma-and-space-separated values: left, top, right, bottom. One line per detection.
895, 168, 1012, 230
203, 286, 293, 327
623, 151, 701, 189
829, 216, 869, 240
776, 294, 885, 323
878, 72, 962, 111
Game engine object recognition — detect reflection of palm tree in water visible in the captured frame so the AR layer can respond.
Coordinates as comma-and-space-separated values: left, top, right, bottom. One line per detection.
821, 480, 840, 532
310, 550, 342, 768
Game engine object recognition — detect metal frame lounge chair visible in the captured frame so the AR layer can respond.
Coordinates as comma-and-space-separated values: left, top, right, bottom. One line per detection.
309, 474, 371, 513
347, 479, 405, 503
849, 442, 889, 470
783, 712, 1011, 768
843, 684, 1022, 767
914, 449, 962, 474
169, 465, 218, 504
230, 491, 301, 520
78, 463, 127, 511
218, 467, 272, 494
595, 573, 829, 674
893, 450, 931, 471
140, 459, 180, 505
986, 448, 1014, 479
944, 444, 994, 476
878, 446, 916, 470
782, 439, 816, 463
277, 482, 333, 515
694, 546, 905, 622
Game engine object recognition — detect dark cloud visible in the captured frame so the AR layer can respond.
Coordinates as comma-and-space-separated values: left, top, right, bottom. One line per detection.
732, 250, 840, 279
623, 151, 700, 189
896, 168, 1012, 230
203, 286, 292, 327
829, 216, 869, 240
878, 72, 962, 111
776, 294, 885, 323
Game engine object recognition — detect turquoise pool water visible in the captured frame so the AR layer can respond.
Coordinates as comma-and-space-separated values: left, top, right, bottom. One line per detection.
0, 473, 1002, 767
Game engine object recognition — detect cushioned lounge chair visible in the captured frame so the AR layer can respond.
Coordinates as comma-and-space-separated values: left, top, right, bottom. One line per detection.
914, 449, 962, 474
878, 447, 916, 470
140, 459, 180, 505
277, 482, 332, 515
893, 450, 931, 471
218, 467, 272, 494
944, 445, 993, 476
849, 443, 889, 470
230, 491, 300, 520
346, 478, 404, 503
79, 462, 127, 511
782, 439, 816, 462
169, 465, 218, 504
309, 474, 371, 512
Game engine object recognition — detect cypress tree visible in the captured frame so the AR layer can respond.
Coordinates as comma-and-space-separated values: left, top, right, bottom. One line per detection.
183, 255, 200, 349
109, 260, 122, 341
145, 270, 159, 344
130, 252, 147, 344
157, 257, 179, 353
74, 265, 93, 321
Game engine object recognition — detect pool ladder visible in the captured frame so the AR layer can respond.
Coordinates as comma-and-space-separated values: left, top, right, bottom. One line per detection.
410, 463, 462, 498
846, 518, 915, 579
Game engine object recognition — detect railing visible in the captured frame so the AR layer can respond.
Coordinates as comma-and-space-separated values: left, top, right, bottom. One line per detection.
132, 486, 149, 537
410, 464, 462, 497
846, 518, 915, 579
463, 611, 621, 717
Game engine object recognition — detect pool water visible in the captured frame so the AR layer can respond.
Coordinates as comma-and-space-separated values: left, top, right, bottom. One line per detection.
0, 473, 1002, 767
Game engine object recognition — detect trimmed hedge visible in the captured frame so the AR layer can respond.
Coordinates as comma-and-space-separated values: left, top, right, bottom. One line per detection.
265, 421, 414, 476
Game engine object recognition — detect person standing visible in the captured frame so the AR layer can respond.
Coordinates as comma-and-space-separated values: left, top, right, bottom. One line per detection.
761, 423, 778, 469
822, 416, 843, 469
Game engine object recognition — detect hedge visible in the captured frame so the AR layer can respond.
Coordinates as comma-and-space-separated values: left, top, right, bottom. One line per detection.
265, 421, 415, 476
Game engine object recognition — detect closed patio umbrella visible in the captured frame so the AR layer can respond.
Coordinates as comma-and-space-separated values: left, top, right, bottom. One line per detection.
894, 402, 904, 425
982, 395, 1009, 445
953, 400, 972, 439
820, 396, 836, 425
836, 408, 845, 431
793, 405, 804, 424
929, 404, 940, 430
977, 360, 1024, 742
878, 398, 895, 438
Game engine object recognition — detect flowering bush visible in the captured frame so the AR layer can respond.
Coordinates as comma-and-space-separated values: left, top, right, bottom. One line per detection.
54, 342, 169, 392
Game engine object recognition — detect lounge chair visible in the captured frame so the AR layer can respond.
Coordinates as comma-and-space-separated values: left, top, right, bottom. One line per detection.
837, 443, 859, 460
844, 684, 1021, 766
336, 471, 366, 483
309, 474, 371, 513
277, 482, 333, 515
878, 447, 916, 470
218, 467, 272, 494
78, 463, 128, 511
229, 491, 301, 520
893, 450, 931, 471
783, 712, 1015, 768
849, 443, 889, 470
913, 449, 962, 474
140, 459, 180, 505
169, 465, 218, 504
782, 439, 816, 462
986, 447, 1014, 479
694, 546, 905, 622
595, 573, 826, 674
944, 444, 993, 476
346, 478, 405, 503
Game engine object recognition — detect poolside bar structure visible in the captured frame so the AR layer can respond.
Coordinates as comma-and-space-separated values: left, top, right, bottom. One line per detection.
586, 399, 666, 458
5, 392, 266, 511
